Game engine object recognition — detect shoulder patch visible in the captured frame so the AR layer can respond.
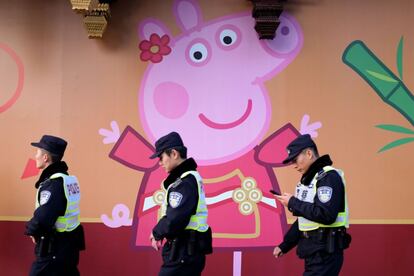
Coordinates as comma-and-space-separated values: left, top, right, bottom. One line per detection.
39, 191, 51, 205
169, 192, 183, 208
317, 186, 332, 203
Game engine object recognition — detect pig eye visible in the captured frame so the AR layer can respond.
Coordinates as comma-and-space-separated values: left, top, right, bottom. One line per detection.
220, 29, 237, 46
186, 40, 211, 66
189, 43, 207, 62
216, 25, 241, 50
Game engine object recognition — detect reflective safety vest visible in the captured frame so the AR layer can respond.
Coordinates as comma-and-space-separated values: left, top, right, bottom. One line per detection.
297, 166, 349, 231
161, 170, 209, 233
36, 173, 81, 232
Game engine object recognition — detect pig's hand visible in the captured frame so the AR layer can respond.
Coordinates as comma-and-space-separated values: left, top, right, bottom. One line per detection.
99, 120, 121, 144
299, 114, 322, 138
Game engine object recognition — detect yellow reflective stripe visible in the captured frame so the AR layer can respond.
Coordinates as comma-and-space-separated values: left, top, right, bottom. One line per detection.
35, 189, 40, 209
298, 166, 349, 231
33, 173, 81, 232
300, 214, 347, 230
55, 174, 81, 232
67, 205, 78, 211
182, 171, 209, 232
160, 171, 209, 232
55, 215, 80, 232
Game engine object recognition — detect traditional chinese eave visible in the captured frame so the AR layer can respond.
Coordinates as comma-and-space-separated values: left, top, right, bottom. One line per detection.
69, 0, 114, 39
249, 0, 285, 40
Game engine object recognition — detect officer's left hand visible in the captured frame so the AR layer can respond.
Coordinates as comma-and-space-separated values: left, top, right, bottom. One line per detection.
275, 193, 293, 207
273, 246, 283, 258
149, 233, 163, 251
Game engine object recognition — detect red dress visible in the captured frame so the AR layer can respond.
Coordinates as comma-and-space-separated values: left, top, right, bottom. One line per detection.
109, 124, 299, 249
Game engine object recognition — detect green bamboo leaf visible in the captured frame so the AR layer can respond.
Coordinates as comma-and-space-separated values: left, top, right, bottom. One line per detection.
396, 36, 404, 79
366, 70, 399, 83
376, 124, 414, 134
378, 137, 414, 153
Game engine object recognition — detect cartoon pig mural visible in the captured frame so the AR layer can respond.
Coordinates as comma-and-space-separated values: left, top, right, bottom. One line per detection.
101, 0, 319, 249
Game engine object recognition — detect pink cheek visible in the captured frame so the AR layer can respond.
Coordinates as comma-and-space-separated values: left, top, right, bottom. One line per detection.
153, 82, 189, 119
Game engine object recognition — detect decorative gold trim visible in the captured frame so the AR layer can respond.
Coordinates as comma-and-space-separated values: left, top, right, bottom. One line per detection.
203, 169, 245, 184
0, 216, 102, 223
286, 218, 414, 225
0, 216, 31, 221
152, 190, 165, 206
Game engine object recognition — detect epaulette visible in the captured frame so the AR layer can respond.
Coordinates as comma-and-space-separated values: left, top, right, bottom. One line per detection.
39, 178, 52, 187
316, 170, 328, 181
171, 178, 183, 188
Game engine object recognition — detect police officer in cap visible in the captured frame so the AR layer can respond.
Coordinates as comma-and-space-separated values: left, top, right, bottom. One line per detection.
26, 135, 85, 276
273, 134, 351, 276
149, 132, 212, 276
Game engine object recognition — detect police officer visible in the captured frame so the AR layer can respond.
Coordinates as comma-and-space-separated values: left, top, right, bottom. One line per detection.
25, 135, 85, 276
273, 134, 351, 276
149, 132, 212, 276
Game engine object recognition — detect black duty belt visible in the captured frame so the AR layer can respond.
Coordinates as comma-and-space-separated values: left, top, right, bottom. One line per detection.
302, 227, 346, 239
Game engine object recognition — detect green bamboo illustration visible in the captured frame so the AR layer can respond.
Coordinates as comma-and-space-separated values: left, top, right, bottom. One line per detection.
343, 40, 414, 126
342, 39, 414, 152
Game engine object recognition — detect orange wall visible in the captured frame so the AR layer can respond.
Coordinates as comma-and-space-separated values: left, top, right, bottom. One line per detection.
1, 0, 412, 223
1, 0, 414, 275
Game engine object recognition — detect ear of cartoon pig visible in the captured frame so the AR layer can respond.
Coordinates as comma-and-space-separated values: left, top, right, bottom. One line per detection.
138, 0, 203, 64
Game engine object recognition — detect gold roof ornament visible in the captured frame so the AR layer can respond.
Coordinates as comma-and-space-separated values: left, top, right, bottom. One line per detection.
69, 1, 112, 39
83, 4, 111, 38
70, 0, 100, 14
250, 0, 284, 40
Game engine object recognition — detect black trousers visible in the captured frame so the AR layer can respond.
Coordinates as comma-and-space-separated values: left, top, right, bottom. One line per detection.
303, 251, 343, 276
159, 254, 205, 276
159, 240, 206, 276
29, 241, 80, 276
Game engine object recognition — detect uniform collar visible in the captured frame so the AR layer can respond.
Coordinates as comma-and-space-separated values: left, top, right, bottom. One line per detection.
301, 155, 332, 186
35, 161, 68, 188
163, 158, 197, 188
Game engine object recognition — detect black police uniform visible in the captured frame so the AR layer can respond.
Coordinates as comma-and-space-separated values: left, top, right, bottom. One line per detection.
25, 161, 85, 276
278, 155, 351, 276
152, 158, 212, 276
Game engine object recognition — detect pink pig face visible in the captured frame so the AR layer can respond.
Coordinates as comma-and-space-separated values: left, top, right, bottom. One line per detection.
138, 0, 303, 165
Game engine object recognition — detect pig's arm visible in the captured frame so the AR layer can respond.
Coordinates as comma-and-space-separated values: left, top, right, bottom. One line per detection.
108, 125, 158, 171
255, 123, 300, 167
255, 115, 322, 166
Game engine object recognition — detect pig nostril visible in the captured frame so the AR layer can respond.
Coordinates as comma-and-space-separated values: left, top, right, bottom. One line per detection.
153, 82, 189, 119
281, 26, 290, 35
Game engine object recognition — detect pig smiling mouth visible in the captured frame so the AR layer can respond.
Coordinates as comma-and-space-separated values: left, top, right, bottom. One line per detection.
198, 99, 252, 130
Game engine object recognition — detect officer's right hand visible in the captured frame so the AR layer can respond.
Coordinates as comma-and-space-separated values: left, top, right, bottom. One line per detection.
149, 233, 163, 251
273, 246, 283, 258
275, 193, 292, 207
30, 236, 36, 244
